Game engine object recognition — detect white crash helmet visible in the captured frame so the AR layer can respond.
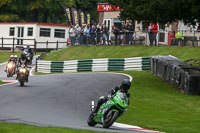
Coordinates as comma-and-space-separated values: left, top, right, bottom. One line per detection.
14, 55, 18, 58
10, 55, 14, 58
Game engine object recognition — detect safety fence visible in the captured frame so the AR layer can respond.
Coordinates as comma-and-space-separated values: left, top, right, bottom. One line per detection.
151, 56, 200, 96
35, 57, 151, 73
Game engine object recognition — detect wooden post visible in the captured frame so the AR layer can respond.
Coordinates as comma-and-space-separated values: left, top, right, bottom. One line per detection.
2, 37, 3, 48
46, 41, 48, 53
12, 37, 15, 53
56, 41, 59, 50
34, 39, 37, 55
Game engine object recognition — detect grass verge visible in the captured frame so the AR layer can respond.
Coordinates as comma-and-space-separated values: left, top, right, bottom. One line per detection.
0, 52, 21, 63
30, 71, 200, 133
0, 52, 43, 63
43, 46, 200, 61
0, 80, 7, 85
43, 46, 200, 68
0, 123, 113, 133
115, 71, 200, 133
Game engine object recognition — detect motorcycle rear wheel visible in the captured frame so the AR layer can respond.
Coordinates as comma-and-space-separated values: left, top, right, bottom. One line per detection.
103, 110, 119, 128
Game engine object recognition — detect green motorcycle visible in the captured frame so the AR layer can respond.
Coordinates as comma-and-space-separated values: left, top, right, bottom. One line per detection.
87, 91, 129, 128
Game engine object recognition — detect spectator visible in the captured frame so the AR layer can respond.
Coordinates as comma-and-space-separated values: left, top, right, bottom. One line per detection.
175, 31, 184, 46
125, 22, 130, 45
84, 24, 90, 45
96, 24, 102, 45
148, 23, 158, 46
113, 25, 120, 45
90, 25, 97, 45
81, 24, 86, 45
102, 25, 108, 45
75, 24, 81, 45
69, 25, 76, 46
129, 23, 134, 45
120, 22, 126, 45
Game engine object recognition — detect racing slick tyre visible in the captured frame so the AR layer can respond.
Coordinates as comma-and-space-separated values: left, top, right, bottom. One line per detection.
103, 110, 119, 128
87, 114, 97, 126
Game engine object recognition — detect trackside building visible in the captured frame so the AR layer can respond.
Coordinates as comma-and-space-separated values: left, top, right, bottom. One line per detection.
0, 23, 70, 49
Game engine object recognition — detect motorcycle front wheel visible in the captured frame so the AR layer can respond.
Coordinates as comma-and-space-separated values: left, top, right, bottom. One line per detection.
87, 114, 97, 126
20, 81, 24, 87
103, 110, 119, 128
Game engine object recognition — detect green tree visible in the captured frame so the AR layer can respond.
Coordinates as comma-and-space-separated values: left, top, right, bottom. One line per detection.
106, 0, 200, 25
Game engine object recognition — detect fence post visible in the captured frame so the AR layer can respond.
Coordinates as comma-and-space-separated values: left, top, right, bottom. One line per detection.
35, 58, 38, 72
46, 41, 48, 53
193, 31, 195, 46
2, 37, 3, 48
146, 31, 148, 46
56, 41, 58, 50
12, 37, 15, 53
34, 39, 37, 55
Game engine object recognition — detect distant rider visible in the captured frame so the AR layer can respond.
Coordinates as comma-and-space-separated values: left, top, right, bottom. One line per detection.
91, 79, 131, 116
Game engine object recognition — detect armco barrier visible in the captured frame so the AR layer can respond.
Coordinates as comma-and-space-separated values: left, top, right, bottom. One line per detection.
36, 57, 151, 73
151, 56, 200, 96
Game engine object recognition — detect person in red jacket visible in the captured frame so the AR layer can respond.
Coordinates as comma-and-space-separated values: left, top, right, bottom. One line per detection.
148, 23, 158, 46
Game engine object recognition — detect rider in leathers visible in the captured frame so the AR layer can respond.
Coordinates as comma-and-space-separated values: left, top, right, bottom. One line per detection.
91, 79, 131, 116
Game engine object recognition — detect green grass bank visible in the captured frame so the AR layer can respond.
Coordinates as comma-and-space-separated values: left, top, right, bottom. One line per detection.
43, 46, 200, 61
1, 46, 200, 133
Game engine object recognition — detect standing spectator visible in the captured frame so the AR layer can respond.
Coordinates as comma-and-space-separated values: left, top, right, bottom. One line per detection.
81, 24, 86, 45
125, 22, 130, 45
102, 25, 108, 45
129, 23, 134, 45
90, 25, 97, 45
69, 25, 76, 46
113, 25, 120, 45
75, 24, 81, 45
84, 24, 90, 45
120, 22, 126, 45
96, 24, 102, 45
148, 23, 158, 46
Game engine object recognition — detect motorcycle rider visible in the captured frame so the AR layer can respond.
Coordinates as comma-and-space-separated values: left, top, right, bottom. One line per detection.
5, 55, 18, 73
16, 48, 30, 82
91, 79, 131, 116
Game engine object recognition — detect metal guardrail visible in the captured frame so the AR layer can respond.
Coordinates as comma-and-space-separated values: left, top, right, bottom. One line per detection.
0, 37, 68, 54
36, 57, 151, 73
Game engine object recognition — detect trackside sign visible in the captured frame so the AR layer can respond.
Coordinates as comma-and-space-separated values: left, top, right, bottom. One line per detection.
97, 4, 120, 12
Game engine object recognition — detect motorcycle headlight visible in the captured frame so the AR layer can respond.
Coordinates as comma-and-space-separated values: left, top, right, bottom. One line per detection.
7, 63, 13, 68
19, 68, 26, 73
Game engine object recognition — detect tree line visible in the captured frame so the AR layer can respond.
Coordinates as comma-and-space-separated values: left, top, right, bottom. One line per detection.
0, 0, 199, 25
0, 0, 105, 24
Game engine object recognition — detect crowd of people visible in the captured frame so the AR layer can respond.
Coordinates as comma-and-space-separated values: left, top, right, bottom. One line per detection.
68, 22, 135, 46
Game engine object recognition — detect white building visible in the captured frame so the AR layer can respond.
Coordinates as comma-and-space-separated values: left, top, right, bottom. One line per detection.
0, 23, 70, 49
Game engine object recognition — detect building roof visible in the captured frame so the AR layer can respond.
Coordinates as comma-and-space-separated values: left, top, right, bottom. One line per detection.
0, 23, 70, 27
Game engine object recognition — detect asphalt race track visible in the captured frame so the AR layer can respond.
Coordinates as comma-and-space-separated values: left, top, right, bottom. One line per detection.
0, 71, 151, 133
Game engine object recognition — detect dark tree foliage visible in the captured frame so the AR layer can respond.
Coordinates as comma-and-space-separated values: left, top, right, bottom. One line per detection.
106, 0, 200, 25
0, 0, 104, 24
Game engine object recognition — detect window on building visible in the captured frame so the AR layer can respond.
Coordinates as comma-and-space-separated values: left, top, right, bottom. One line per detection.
40, 28, 51, 37
27, 27, 33, 36
54, 29, 65, 38
9, 27, 15, 36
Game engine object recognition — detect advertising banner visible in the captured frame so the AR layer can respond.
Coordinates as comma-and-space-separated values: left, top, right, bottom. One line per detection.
63, 6, 72, 25
70, 8, 78, 26
78, 10, 84, 26
97, 4, 120, 12
87, 13, 91, 25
